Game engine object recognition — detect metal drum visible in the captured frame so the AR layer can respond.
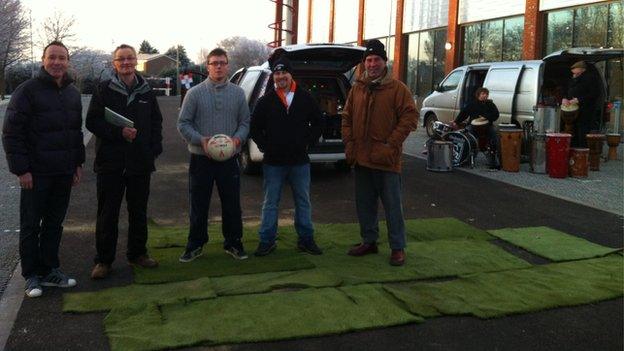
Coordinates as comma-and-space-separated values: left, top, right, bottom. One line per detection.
427, 140, 453, 172
533, 106, 560, 133
444, 130, 477, 167
530, 133, 547, 174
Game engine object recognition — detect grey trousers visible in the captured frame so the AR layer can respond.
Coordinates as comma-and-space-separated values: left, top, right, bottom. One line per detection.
354, 165, 406, 250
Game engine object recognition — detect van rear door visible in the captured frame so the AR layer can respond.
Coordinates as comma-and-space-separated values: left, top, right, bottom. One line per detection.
482, 63, 524, 124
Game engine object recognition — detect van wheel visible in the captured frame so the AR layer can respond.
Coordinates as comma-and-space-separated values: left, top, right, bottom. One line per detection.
425, 114, 438, 137
239, 146, 261, 175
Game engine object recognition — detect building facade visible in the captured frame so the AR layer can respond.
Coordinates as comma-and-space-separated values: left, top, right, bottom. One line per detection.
293, 0, 622, 105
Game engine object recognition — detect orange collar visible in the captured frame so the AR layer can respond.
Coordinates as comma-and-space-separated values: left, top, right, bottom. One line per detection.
276, 80, 297, 109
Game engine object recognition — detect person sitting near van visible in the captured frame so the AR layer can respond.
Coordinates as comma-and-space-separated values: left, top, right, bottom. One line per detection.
451, 87, 500, 169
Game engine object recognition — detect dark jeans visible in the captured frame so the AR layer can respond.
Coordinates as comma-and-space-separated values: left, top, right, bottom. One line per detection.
187, 154, 243, 250
94, 172, 151, 264
354, 166, 406, 250
19, 175, 73, 278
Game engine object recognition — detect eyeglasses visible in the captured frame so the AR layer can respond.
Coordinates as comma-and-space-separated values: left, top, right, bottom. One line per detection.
208, 61, 228, 66
114, 57, 137, 62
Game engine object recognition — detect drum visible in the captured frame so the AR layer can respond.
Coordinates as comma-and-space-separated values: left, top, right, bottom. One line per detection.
499, 129, 523, 172
586, 134, 606, 171
546, 133, 572, 178
530, 133, 547, 174
444, 130, 477, 167
560, 104, 579, 135
432, 121, 453, 139
568, 148, 589, 178
533, 106, 560, 133
606, 133, 621, 161
426, 140, 453, 172
471, 123, 489, 151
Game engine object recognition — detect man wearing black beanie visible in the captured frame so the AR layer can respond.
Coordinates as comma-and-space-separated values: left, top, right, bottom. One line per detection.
342, 39, 418, 266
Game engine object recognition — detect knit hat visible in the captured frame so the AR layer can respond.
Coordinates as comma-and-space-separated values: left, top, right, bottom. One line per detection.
571, 61, 587, 70
271, 57, 293, 74
363, 39, 387, 61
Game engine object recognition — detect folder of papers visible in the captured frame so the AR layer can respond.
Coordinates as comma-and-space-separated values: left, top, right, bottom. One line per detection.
104, 107, 134, 128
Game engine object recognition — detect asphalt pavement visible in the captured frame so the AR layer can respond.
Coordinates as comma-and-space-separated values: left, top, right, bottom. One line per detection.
1, 96, 622, 351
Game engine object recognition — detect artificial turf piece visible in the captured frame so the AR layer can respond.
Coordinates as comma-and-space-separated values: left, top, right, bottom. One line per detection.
383, 255, 624, 319
104, 284, 423, 351
63, 278, 216, 313
306, 239, 531, 285
405, 217, 493, 241
210, 270, 343, 296
488, 226, 621, 261
133, 242, 315, 284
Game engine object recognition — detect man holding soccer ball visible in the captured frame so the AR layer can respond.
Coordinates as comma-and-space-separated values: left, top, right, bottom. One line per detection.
177, 48, 250, 262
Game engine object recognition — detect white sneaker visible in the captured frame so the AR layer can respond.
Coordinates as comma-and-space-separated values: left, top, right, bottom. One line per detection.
25, 277, 43, 298
41, 268, 77, 288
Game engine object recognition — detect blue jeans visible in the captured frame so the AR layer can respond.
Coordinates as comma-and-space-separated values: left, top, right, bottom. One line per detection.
187, 154, 243, 250
258, 163, 314, 244
354, 165, 406, 250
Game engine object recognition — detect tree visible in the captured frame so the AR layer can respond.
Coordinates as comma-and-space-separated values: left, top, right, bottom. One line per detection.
40, 10, 76, 46
139, 40, 159, 54
216, 36, 271, 74
0, 0, 29, 99
165, 45, 191, 67
69, 47, 111, 93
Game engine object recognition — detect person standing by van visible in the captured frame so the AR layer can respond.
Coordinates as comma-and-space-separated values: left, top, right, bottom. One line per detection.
451, 87, 501, 169
341, 39, 418, 266
563, 61, 601, 147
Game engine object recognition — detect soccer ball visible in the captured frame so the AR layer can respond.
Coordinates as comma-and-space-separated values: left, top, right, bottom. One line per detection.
206, 134, 235, 161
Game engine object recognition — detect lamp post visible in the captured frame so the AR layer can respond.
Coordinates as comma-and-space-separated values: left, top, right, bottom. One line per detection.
176, 45, 180, 96
29, 9, 34, 78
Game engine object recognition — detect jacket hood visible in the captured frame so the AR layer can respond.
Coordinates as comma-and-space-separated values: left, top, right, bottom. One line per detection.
108, 73, 151, 105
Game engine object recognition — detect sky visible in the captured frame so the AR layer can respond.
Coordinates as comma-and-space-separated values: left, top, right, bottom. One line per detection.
22, 0, 276, 61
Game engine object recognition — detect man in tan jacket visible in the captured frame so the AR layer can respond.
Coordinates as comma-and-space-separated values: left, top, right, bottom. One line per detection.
341, 39, 418, 266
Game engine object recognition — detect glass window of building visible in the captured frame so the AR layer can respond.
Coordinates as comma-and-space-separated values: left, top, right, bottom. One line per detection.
364, 0, 396, 39
461, 16, 524, 64
544, 1, 623, 55
334, 0, 359, 43
405, 28, 448, 98
310, 0, 330, 43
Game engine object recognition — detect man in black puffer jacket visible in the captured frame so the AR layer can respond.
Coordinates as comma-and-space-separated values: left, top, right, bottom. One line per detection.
250, 57, 323, 257
2, 41, 85, 298
86, 44, 163, 279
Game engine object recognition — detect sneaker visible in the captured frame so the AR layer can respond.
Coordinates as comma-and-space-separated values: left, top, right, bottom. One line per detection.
91, 263, 111, 279
390, 249, 406, 266
254, 241, 277, 257
297, 238, 323, 255
129, 255, 159, 268
41, 268, 77, 288
25, 276, 42, 298
179, 246, 203, 263
347, 242, 379, 256
225, 245, 248, 260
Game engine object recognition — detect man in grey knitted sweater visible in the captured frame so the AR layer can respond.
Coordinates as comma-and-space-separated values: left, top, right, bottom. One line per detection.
177, 48, 250, 262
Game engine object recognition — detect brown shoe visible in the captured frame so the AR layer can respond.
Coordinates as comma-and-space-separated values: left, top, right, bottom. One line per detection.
129, 255, 159, 268
347, 242, 378, 256
91, 263, 111, 279
390, 249, 405, 266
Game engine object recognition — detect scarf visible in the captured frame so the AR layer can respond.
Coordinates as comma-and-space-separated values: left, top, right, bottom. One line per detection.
276, 80, 297, 110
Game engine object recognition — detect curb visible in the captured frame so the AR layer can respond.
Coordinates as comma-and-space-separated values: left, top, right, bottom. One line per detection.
0, 263, 23, 351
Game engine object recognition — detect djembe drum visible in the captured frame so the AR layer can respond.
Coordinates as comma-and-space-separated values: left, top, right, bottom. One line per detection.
568, 148, 589, 178
560, 103, 579, 135
586, 134, 606, 171
606, 133, 621, 161
470, 116, 490, 151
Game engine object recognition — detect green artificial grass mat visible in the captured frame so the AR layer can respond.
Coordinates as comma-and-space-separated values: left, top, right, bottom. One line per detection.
104, 284, 423, 351
384, 255, 624, 319
405, 217, 493, 241
146, 217, 490, 250
63, 278, 216, 313
488, 226, 621, 261
134, 242, 315, 284
305, 239, 531, 285
210, 270, 342, 296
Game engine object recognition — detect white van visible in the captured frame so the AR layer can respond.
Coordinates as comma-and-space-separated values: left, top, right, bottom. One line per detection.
420, 48, 623, 136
